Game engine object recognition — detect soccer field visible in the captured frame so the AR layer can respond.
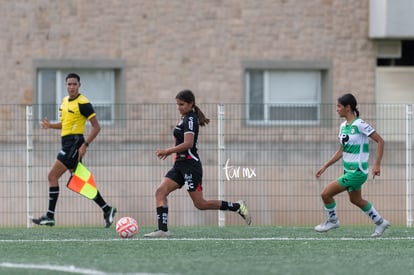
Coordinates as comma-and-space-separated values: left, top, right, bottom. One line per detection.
0, 226, 413, 275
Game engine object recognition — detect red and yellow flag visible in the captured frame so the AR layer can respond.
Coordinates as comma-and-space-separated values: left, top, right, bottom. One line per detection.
67, 162, 98, 200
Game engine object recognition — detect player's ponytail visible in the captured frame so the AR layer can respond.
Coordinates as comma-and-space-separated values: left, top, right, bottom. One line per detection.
194, 104, 210, 126
354, 107, 360, 118
338, 93, 360, 117
176, 90, 210, 126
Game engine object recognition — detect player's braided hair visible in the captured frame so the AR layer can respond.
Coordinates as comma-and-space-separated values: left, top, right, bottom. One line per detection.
176, 90, 210, 126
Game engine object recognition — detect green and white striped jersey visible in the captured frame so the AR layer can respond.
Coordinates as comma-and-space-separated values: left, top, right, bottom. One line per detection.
338, 118, 375, 174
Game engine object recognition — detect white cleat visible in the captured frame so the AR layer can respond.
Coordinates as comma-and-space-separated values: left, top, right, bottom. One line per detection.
236, 200, 252, 225
144, 230, 171, 238
314, 220, 340, 232
371, 219, 390, 238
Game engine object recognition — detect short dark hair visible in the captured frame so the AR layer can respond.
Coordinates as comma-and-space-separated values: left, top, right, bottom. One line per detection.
65, 73, 80, 82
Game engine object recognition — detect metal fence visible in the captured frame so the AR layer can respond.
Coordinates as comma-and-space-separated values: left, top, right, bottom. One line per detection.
0, 103, 412, 228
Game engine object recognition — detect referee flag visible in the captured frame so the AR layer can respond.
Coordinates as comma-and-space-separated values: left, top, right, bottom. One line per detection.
67, 162, 98, 200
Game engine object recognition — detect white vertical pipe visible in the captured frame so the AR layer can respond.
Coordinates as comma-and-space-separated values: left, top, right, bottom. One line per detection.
218, 104, 225, 227
26, 106, 33, 228
406, 104, 413, 228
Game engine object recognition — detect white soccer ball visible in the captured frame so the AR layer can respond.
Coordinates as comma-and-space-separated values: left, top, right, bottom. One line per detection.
116, 217, 138, 238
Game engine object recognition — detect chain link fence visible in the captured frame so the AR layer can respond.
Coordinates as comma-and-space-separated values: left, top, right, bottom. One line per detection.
0, 103, 411, 227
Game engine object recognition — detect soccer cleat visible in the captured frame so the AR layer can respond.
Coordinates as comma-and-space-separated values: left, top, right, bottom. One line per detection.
103, 206, 117, 228
371, 219, 390, 237
32, 215, 55, 226
143, 230, 171, 238
314, 220, 340, 232
236, 200, 252, 225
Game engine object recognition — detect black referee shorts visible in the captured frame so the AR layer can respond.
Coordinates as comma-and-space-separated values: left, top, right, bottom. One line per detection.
57, 134, 85, 169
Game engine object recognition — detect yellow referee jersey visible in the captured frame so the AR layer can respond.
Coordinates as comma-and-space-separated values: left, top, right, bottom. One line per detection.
59, 94, 96, 137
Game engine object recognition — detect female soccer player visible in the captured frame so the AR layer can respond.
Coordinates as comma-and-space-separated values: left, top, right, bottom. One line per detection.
314, 93, 389, 237
144, 90, 251, 237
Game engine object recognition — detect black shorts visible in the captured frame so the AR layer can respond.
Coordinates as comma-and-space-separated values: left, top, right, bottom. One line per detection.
57, 134, 85, 170
165, 160, 203, 192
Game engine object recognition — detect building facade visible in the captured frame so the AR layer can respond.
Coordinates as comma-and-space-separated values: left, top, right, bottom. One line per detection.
1, 0, 377, 107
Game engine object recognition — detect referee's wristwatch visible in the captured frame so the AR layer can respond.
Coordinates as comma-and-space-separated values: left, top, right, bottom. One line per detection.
84, 141, 89, 147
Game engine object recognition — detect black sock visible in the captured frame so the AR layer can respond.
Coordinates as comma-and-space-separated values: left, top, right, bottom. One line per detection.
47, 186, 59, 219
93, 191, 110, 212
157, 206, 168, 232
220, 201, 240, 211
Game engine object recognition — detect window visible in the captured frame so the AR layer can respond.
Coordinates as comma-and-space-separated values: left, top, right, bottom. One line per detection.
243, 60, 332, 126
33, 59, 126, 124
377, 40, 414, 66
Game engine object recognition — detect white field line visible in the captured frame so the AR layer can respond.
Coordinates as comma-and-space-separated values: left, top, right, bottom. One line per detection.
0, 237, 413, 242
0, 262, 171, 275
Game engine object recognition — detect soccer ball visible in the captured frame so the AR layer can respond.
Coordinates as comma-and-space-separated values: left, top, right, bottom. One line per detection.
116, 217, 138, 238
